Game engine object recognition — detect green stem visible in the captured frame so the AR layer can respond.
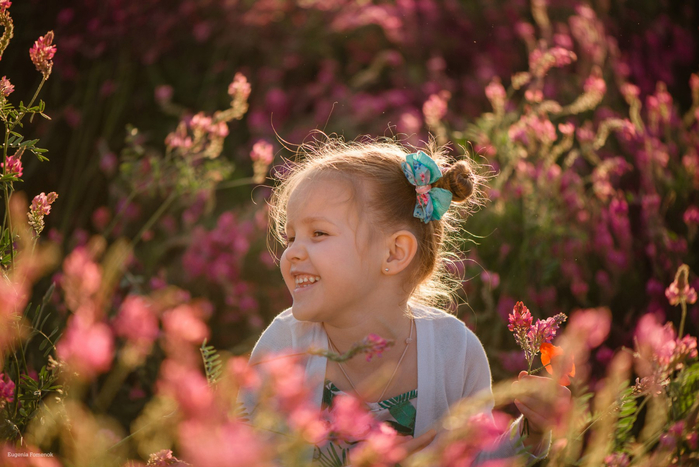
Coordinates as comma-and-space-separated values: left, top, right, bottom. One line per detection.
102, 187, 142, 238
214, 176, 257, 191
679, 299, 687, 339
9, 77, 46, 131
131, 191, 177, 247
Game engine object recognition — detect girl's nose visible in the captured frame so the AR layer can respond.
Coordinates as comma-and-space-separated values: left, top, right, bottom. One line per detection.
285, 240, 307, 261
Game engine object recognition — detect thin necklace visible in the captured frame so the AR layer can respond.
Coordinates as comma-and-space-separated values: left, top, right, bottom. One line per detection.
326, 318, 414, 404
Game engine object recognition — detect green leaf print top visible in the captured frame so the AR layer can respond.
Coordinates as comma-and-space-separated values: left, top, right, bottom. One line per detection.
312, 379, 418, 467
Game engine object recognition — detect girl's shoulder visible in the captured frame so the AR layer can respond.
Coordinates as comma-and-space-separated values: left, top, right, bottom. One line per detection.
413, 304, 485, 352
248, 308, 322, 365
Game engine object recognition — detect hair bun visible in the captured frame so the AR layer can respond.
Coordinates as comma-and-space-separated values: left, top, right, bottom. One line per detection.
440, 161, 473, 203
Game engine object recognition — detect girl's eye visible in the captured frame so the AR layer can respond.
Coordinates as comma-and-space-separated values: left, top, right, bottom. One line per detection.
313, 231, 327, 238
284, 236, 295, 246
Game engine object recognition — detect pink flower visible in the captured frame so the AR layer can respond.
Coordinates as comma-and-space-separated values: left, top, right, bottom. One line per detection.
423, 90, 450, 127
158, 359, 214, 418
0, 373, 15, 407
57, 314, 114, 378
154, 85, 174, 103
603, 452, 630, 467
147, 449, 191, 466
113, 295, 159, 350
683, 206, 699, 226
31, 191, 58, 216
1, 154, 22, 177
568, 307, 611, 349
179, 419, 272, 467
527, 313, 567, 347
440, 412, 509, 466
288, 404, 330, 444
250, 140, 273, 165
485, 77, 506, 112
481, 271, 500, 289
351, 423, 406, 467
507, 301, 532, 332
328, 394, 375, 441
162, 305, 209, 345
362, 334, 390, 362
61, 246, 101, 311
29, 31, 57, 78
0, 0, 10, 12
228, 72, 251, 100
0, 76, 13, 97
665, 264, 697, 306
583, 73, 607, 96
558, 122, 575, 136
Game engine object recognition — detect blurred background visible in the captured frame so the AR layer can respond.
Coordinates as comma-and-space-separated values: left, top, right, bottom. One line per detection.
3, 0, 698, 441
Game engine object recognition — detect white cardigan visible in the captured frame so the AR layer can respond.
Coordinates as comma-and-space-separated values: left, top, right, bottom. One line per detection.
241, 306, 546, 465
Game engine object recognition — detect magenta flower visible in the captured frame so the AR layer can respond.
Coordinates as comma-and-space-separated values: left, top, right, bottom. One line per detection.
29, 31, 56, 78
507, 301, 532, 332
0, 76, 13, 97
1, 153, 22, 177
683, 206, 699, 226
0, 373, 14, 408
362, 334, 390, 362
508, 301, 567, 370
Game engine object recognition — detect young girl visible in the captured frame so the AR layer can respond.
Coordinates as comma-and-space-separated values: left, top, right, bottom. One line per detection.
241, 137, 570, 465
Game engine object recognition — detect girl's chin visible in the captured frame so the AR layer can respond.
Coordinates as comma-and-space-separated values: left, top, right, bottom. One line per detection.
290, 305, 323, 323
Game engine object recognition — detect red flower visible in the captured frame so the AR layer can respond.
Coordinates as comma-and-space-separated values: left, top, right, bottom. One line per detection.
540, 343, 575, 386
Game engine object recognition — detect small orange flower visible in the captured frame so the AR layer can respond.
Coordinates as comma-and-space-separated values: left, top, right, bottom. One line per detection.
540, 343, 576, 386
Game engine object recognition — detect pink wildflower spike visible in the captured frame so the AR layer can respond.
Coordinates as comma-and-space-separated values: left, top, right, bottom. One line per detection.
363, 334, 390, 362
29, 31, 56, 79
0, 373, 15, 408
228, 72, 251, 100
27, 191, 58, 236
1, 153, 22, 177
0, 0, 9, 11
507, 301, 532, 331
684, 206, 699, 226
665, 264, 697, 306
0, 76, 13, 97
423, 90, 450, 127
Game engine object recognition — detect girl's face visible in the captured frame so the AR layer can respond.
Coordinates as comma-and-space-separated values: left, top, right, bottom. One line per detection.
280, 176, 385, 324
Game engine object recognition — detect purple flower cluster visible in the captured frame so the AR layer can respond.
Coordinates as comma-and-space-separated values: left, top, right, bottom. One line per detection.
508, 301, 567, 368
0, 373, 14, 408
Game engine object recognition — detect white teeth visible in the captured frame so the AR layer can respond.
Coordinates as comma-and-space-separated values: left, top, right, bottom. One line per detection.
295, 275, 320, 285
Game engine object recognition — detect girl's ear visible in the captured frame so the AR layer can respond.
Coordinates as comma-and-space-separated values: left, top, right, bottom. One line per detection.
383, 230, 418, 274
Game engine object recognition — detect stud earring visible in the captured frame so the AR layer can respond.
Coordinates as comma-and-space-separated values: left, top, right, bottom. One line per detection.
384, 268, 389, 272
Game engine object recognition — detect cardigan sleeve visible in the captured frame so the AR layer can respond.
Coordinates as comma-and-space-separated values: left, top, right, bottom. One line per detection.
238, 310, 298, 418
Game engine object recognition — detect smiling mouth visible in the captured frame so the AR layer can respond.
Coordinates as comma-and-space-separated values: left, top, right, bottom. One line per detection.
294, 274, 320, 289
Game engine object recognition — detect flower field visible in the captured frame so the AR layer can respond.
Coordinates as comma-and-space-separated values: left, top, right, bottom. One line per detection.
1, 0, 698, 465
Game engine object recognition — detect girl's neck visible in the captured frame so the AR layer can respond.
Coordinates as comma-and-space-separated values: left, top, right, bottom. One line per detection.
322, 302, 414, 371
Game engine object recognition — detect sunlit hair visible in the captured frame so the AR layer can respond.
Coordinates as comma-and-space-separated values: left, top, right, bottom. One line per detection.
268, 133, 490, 314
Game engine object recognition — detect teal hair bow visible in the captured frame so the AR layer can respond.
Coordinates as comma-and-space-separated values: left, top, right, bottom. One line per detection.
401, 151, 453, 223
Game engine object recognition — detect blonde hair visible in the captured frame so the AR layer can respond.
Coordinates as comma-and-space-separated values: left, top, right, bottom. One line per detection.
268, 133, 489, 313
